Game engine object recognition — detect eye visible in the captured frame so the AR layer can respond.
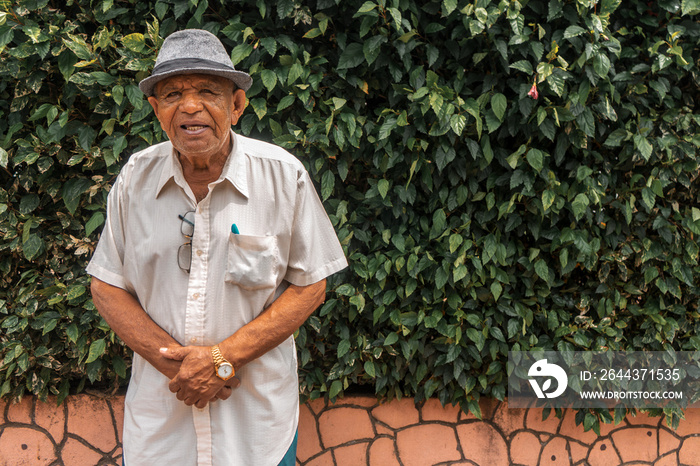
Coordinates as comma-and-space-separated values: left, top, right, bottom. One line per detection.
162, 91, 180, 100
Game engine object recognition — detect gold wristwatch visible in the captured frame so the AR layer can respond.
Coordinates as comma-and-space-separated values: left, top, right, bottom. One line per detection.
211, 345, 235, 380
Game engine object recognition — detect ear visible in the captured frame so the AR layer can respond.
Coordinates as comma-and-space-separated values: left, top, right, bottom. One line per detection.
230, 88, 247, 126
148, 96, 160, 120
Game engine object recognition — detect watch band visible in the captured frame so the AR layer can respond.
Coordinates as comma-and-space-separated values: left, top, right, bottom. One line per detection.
211, 345, 235, 378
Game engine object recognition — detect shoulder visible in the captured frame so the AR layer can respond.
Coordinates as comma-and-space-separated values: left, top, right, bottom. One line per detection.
236, 134, 305, 174
122, 140, 172, 171
117, 140, 172, 183
108, 140, 173, 202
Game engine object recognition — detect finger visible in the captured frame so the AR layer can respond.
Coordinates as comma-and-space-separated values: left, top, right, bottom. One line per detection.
225, 376, 241, 389
226, 375, 241, 388
160, 346, 187, 361
216, 386, 232, 401
168, 379, 180, 394
195, 399, 208, 409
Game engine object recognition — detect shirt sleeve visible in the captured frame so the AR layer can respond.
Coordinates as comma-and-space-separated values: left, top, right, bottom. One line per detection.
283, 169, 348, 286
86, 172, 129, 290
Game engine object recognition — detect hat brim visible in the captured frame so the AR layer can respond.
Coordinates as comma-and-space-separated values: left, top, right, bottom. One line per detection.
139, 67, 253, 97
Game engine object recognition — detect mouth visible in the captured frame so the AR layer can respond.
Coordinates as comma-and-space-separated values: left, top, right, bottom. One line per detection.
180, 124, 210, 135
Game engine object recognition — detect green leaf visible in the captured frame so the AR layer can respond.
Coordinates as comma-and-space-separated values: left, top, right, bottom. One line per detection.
357, 1, 377, 14
67, 285, 86, 301
260, 38, 277, 57
112, 355, 127, 379
563, 25, 586, 39
378, 116, 397, 141
491, 93, 507, 121
571, 193, 589, 220
510, 60, 534, 74
61, 178, 92, 215
534, 259, 549, 282
378, 179, 389, 199
364, 360, 376, 378
546, 72, 565, 97
336, 284, 355, 296
429, 209, 447, 240
491, 282, 503, 301
23, 234, 44, 261
507, 145, 526, 169
542, 190, 555, 212
450, 114, 466, 135
63, 35, 93, 60
443, 0, 458, 15
682, 0, 700, 15
78, 126, 97, 151
329, 379, 343, 399
20, 194, 40, 214
288, 63, 304, 85
321, 171, 335, 201
303, 28, 322, 39
250, 98, 267, 120
337, 339, 351, 358
125, 84, 143, 109
85, 339, 106, 364
85, 212, 105, 236
363, 35, 386, 65
453, 265, 468, 282
122, 33, 145, 53
525, 148, 544, 171
634, 135, 653, 161
449, 234, 463, 253
277, 95, 295, 112
692, 207, 700, 222
604, 129, 628, 147
0, 147, 7, 168
260, 69, 277, 92
338, 43, 365, 69
384, 332, 399, 346
230, 43, 253, 66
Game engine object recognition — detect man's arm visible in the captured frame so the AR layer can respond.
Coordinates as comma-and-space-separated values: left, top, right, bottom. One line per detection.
162, 279, 326, 407
90, 277, 237, 399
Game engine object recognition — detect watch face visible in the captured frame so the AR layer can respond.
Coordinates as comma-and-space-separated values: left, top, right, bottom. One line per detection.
218, 363, 233, 379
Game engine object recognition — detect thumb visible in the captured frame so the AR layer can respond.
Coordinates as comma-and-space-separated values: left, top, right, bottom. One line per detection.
159, 345, 188, 361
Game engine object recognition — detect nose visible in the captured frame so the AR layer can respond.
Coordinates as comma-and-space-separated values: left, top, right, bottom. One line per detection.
180, 90, 203, 113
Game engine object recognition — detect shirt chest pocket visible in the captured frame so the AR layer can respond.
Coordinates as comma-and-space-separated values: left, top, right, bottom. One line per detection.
225, 234, 279, 290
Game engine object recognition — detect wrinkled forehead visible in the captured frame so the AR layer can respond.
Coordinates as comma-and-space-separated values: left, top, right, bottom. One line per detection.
153, 73, 235, 95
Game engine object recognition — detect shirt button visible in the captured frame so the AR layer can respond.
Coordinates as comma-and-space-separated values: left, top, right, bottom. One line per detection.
190, 337, 197, 344
193, 293, 200, 300
196, 250, 203, 256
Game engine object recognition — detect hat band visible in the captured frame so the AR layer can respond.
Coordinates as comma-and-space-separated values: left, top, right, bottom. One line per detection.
152, 57, 235, 75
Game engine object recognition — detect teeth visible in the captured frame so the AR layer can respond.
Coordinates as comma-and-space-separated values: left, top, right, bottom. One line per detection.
184, 125, 206, 130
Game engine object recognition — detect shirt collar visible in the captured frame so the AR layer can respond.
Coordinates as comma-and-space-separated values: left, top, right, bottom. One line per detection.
155, 130, 249, 199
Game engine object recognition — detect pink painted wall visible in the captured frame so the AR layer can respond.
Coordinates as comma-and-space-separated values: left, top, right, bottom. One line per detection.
1, 394, 700, 465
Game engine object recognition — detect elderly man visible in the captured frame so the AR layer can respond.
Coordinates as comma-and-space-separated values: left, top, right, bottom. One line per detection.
87, 29, 347, 466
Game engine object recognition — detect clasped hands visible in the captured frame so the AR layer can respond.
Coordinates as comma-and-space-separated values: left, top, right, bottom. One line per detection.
160, 345, 240, 409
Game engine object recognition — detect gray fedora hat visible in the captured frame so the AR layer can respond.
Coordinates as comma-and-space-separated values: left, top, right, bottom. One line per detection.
139, 29, 252, 97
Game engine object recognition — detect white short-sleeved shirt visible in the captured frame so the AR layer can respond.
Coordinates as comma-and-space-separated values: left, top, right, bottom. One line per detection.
86, 131, 347, 466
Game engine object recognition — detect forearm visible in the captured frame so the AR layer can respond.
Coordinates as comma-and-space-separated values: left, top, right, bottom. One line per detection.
90, 277, 182, 379
219, 279, 327, 371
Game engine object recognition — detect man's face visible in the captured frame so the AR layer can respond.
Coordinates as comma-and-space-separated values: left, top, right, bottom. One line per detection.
147, 73, 246, 163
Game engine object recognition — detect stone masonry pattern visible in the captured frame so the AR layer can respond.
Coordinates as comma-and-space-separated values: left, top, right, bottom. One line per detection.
2, 394, 700, 465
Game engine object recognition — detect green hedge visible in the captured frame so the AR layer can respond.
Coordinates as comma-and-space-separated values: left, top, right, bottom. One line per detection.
1, 0, 699, 429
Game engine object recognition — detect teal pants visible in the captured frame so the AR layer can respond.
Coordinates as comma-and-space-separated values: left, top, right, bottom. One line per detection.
277, 429, 298, 466
123, 429, 298, 465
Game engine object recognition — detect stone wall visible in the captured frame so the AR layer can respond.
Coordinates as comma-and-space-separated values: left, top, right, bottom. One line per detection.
2, 394, 700, 465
